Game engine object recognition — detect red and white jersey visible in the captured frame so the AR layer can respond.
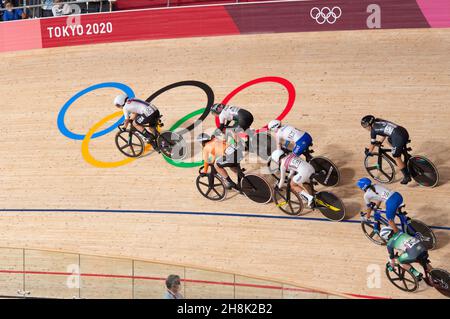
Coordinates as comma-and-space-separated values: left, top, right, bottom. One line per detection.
277, 154, 315, 188
123, 99, 157, 119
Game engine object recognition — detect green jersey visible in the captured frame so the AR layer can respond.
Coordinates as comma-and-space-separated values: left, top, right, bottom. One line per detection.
387, 232, 426, 264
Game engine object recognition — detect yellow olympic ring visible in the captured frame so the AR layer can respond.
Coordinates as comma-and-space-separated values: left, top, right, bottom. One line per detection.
81, 111, 151, 168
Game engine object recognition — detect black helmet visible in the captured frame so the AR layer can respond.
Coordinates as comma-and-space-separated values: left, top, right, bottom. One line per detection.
361, 115, 375, 128
211, 103, 225, 115
196, 133, 212, 144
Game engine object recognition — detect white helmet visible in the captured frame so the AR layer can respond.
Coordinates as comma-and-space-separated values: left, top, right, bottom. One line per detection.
114, 94, 128, 107
268, 120, 281, 131
380, 226, 394, 241
271, 150, 285, 164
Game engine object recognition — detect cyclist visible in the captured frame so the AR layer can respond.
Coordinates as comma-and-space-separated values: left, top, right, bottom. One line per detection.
271, 149, 315, 207
268, 120, 313, 158
361, 115, 411, 185
211, 103, 254, 148
380, 226, 431, 279
197, 133, 242, 189
357, 177, 403, 234
114, 94, 161, 150
211, 103, 254, 134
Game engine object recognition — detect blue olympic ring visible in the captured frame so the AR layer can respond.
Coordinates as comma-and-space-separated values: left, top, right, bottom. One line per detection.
57, 82, 135, 140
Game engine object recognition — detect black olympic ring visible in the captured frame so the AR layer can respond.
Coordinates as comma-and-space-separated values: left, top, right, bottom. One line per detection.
145, 80, 215, 135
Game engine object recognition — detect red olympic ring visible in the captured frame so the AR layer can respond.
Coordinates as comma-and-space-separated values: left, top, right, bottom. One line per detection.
215, 76, 296, 133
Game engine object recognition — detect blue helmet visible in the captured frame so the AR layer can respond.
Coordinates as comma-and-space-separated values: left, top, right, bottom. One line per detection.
356, 177, 372, 191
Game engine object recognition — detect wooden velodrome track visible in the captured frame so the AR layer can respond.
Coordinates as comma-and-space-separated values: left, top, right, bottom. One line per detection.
0, 28, 449, 298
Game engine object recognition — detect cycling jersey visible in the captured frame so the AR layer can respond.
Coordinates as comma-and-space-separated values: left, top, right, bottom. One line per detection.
276, 125, 306, 145
387, 232, 427, 263
370, 119, 398, 140
123, 99, 157, 120
276, 125, 312, 156
202, 139, 228, 173
278, 154, 315, 188
370, 119, 409, 157
216, 142, 244, 168
364, 184, 394, 204
218, 105, 254, 131
364, 184, 403, 220
218, 105, 241, 123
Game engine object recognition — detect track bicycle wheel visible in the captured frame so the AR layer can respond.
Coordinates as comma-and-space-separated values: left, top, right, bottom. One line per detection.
273, 187, 304, 215
408, 155, 439, 188
385, 264, 419, 292
361, 220, 386, 246
309, 156, 340, 187
429, 268, 450, 297
195, 173, 227, 201
157, 131, 186, 160
240, 174, 273, 204
314, 191, 345, 221
115, 130, 145, 158
364, 153, 395, 183
406, 219, 437, 250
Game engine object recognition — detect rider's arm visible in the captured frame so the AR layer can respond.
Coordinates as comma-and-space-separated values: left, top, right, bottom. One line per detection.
363, 193, 375, 218
368, 128, 377, 152
122, 109, 130, 129
277, 161, 287, 189
276, 131, 282, 150
218, 112, 227, 131
387, 238, 396, 259
202, 143, 215, 174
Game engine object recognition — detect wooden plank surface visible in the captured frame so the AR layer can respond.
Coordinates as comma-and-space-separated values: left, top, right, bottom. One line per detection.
0, 28, 449, 298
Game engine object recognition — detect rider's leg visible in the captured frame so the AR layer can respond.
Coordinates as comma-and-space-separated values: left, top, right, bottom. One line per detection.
391, 131, 411, 184
385, 192, 403, 234
215, 162, 229, 179
398, 254, 422, 278
291, 174, 314, 207
293, 132, 313, 160
215, 160, 236, 189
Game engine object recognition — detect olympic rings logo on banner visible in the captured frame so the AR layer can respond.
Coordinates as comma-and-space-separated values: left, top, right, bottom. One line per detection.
310, 6, 342, 25
57, 76, 296, 169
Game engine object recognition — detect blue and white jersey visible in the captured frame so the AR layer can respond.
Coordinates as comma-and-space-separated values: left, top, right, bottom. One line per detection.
364, 184, 396, 205
276, 125, 306, 146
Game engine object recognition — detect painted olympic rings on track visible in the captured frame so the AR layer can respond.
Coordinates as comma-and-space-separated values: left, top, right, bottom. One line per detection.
145, 80, 214, 135
81, 111, 151, 168
58, 77, 296, 168
163, 108, 206, 168
214, 76, 296, 133
57, 82, 135, 140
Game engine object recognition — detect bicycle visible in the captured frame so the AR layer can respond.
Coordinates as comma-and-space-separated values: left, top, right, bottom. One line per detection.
215, 124, 275, 161
196, 164, 273, 203
267, 144, 340, 187
364, 140, 439, 187
385, 257, 450, 297
360, 204, 437, 250
273, 173, 346, 221
114, 116, 186, 160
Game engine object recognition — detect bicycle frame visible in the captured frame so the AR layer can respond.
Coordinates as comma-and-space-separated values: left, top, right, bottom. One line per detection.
372, 207, 412, 234
206, 162, 257, 194
373, 142, 412, 168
